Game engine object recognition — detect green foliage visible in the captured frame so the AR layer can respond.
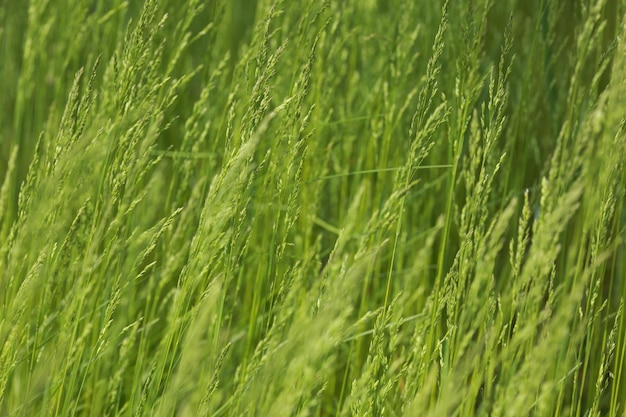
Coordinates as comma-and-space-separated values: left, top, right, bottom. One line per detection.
1, 0, 625, 415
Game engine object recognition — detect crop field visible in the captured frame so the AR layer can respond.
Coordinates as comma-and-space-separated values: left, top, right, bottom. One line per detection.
0, 0, 625, 416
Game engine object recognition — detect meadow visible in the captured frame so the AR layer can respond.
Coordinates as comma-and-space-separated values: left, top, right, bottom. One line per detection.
0, 0, 625, 415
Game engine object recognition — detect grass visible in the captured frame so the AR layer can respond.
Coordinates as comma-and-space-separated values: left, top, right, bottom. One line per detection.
0, 0, 625, 416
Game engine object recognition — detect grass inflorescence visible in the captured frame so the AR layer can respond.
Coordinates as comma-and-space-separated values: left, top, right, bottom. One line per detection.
1, 0, 625, 416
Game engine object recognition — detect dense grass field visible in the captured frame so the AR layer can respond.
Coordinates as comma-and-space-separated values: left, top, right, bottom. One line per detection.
1, 0, 625, 415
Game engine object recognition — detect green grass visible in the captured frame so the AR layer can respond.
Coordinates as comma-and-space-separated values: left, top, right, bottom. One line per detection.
0, 0, 625, 416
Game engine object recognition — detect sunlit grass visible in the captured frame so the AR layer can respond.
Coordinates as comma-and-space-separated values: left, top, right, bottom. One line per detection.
0, 0, 625, 416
